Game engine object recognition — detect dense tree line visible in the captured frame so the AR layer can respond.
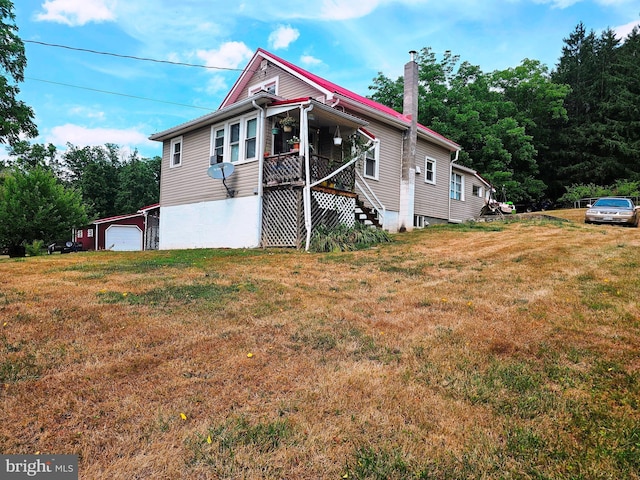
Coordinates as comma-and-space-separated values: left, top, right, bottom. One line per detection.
369, 23, 640, 205
0, 1, 160, 254
2, 0, 639, 251
1, 142, 161, 250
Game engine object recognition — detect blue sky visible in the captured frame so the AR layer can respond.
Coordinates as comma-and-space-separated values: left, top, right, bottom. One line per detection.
10, 0, 640, 159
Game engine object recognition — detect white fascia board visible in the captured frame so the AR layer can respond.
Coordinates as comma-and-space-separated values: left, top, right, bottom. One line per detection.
149, 93, 274, 142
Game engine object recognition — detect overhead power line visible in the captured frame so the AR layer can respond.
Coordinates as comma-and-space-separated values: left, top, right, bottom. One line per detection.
26, 77, 216, 111
24, 40, 251, 72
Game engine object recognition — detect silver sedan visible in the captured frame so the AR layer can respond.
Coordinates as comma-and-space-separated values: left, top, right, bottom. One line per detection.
585, 197, 639, 227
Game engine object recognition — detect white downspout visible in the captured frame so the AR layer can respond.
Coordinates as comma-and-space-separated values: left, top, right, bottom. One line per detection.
253, 100, 266, 245
449, 149, 460, 222
302, 103, 314, 251
252, 100, 266, 196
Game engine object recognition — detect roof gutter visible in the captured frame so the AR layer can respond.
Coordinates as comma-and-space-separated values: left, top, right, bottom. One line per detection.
149, 93, 274, 142
331, 93, 460, 152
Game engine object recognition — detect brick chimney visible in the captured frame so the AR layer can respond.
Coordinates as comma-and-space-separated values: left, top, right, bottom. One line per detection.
398, 50, 418, 232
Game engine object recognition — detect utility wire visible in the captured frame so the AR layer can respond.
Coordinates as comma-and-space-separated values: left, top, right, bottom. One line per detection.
26, 77, 216, 111
24, 40, 253, 72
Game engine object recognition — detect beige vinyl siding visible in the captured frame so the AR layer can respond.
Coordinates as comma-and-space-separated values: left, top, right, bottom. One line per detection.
160, 125, 259, 207
413, 140, 452, 221
354, 118, 403, 212
450, 169, 487, 222
246, 64, 325, 101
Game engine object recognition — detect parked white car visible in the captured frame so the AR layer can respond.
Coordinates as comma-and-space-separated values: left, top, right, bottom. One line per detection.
584, 197, 639, 227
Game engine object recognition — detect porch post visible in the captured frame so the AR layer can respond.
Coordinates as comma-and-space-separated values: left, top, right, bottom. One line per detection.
302, 103, 314, 251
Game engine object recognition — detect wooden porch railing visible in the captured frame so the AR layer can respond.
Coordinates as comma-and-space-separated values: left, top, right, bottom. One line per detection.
263, 153, 355, 192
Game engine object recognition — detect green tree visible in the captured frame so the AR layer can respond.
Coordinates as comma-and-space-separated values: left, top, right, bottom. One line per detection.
6, 141, 59, 173
0, 167, 88, 253
551, 23, 640, 190
0, 0, 37, 146
369, 47, 560, 204
115, 151, 160, 214
61, 143, 121, 218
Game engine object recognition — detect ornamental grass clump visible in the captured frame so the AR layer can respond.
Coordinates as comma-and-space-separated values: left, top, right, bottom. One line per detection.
310, 223, 392, 252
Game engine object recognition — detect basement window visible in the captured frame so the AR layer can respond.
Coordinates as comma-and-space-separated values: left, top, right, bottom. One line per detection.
414, 215, 429, 228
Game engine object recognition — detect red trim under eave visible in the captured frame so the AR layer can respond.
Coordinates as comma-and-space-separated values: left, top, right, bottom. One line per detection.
270, 97, 312, 106
359, 127, 376, 140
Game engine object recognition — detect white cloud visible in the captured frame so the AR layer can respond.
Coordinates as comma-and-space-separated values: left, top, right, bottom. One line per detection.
68, 106, 106, 120
202, 76, 230, 97
36, 0, 117, 26
195, 42, 254, 69
300, 55, 323, 66
268, 25, 300, 49
318, 0, 381, 20
614, 20, 640, 39
47, 124, 155, 150
531, 0, 582, 8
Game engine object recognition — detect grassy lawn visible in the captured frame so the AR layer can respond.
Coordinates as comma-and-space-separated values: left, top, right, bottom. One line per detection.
1, 210, 639, 479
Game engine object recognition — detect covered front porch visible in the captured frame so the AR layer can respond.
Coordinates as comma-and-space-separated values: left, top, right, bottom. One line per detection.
259, 99, 377, 249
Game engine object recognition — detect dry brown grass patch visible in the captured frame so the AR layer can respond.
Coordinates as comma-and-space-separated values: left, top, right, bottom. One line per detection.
1, 213, 639, 478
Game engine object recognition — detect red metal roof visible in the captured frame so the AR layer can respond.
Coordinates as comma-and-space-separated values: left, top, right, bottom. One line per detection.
255, 48, 459, 149
91, 204, 159, 225
137, 203, 160, 213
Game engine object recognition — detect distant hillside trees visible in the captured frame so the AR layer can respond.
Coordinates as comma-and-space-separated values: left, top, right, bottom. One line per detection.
0, 142, 160, 253
549, 23, 640, 198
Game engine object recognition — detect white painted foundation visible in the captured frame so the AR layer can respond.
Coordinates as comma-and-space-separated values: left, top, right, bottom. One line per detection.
159, 197, 262, 250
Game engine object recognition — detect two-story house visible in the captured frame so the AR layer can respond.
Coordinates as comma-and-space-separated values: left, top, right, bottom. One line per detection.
149, 48, 490, 250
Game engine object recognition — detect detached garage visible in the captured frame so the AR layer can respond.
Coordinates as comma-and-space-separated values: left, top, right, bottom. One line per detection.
74, 204, 159, 251
105, 225, 143, 251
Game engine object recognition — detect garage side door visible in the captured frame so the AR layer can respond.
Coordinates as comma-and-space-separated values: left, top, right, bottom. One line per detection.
105, 225, 143, 251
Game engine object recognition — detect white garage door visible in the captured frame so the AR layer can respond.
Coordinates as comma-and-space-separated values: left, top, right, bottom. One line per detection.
105, 225, 143, 251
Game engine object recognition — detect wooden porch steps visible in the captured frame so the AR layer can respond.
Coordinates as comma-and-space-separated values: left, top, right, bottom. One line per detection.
355, 197, 382, 229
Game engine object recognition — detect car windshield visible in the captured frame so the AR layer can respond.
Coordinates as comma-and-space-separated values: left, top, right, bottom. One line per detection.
593, 198, 632, 208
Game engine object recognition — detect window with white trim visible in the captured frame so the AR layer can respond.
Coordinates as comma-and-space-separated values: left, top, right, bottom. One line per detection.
212, 128, 224, 164
76, 230, 83, 238
245, 118, 257, 159
450, 172, 464, 201
87, 229, 94, 238
363, 140, 380, 180
211, 114, 259, 164
229, 122, 240, 163
425, 157, 436, 184
472, 184, 483, 197
414, 215, 428, 228
170, 136, 183, 167
248, 76, 278, 95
